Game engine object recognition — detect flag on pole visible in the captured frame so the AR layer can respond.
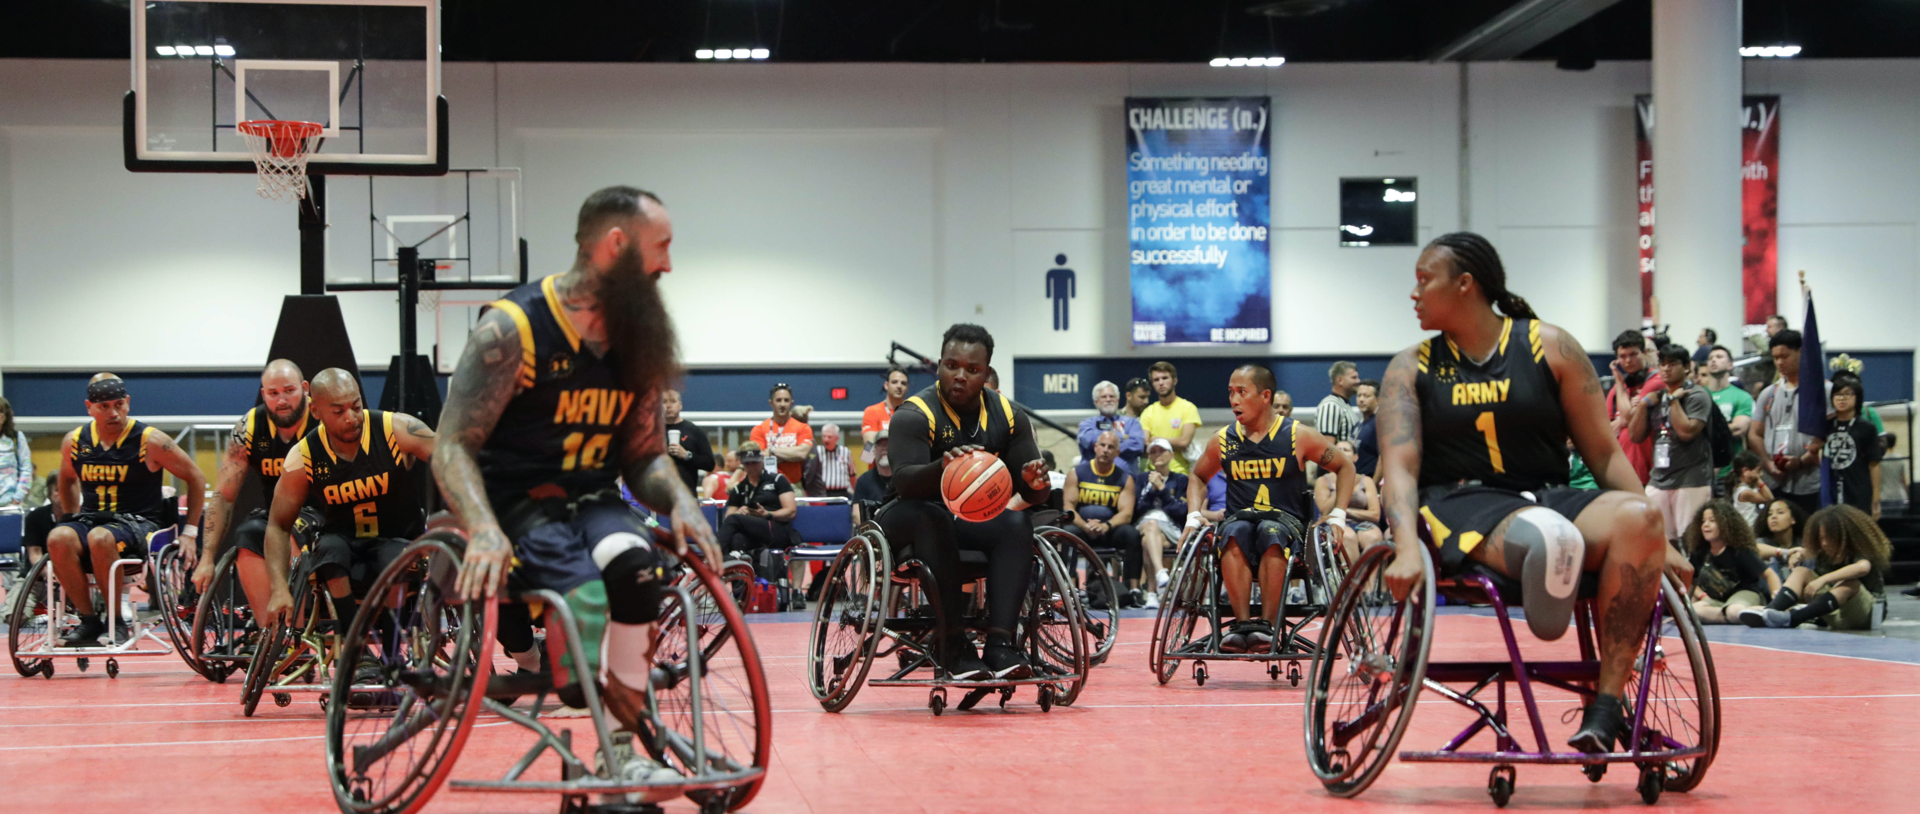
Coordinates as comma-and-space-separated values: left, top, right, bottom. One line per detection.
1796, 291, 1831, 505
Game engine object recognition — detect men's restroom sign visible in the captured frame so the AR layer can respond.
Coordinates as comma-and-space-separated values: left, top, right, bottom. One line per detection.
1046, 254, 1076, 331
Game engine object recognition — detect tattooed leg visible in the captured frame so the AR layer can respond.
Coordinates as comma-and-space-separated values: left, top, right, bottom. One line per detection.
1571, 492, 1666, 697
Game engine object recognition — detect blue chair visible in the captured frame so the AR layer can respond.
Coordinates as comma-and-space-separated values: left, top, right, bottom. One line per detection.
0, 507, 22, 576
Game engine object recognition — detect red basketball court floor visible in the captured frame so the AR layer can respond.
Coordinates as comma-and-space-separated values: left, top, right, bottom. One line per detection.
4, 612, 1916, 813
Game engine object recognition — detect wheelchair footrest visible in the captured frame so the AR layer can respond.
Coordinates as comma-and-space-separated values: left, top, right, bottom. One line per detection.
869, 674, 1080, 689
447, 767, 765, 796
1399, 746, 1707, 765
1421, 659, 1600, 684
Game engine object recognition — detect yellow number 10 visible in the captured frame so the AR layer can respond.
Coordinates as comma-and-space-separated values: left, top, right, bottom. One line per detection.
1475, 411, 1505, 473
561, 432, 613, 471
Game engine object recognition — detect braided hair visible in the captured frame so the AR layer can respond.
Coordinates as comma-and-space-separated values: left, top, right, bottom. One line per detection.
1426, 232, 1537, 320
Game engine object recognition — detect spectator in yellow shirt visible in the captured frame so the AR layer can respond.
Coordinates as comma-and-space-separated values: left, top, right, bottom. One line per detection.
1140, 361, 1202, 475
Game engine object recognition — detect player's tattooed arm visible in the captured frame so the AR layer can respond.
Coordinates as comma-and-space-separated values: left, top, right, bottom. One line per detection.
392, 412, 438, 464
435, 308, 522, 598
1376, 347, 1428, 594
197, 415, 254, 571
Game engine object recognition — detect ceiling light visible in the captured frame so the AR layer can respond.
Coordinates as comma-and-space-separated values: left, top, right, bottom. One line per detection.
1209, 57, 1229, 67
1229, 57, 1249, 66
1741, 44, 1800, 58
1214, 56, 1285, 68
695, 49, 714, 59
1343, 224, 1374, 236
735, 48, 755, 59
714, 49, 732, 59
1383, 178, 1395, 183
214, 44, 235, 57
174, 44, 195, 56
154, 46, 177, 56
751, 48, 770, 59
194, 45, 214, 56
1384, 189, 1416, 203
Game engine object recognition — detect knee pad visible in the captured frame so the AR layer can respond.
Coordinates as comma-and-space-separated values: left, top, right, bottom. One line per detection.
593, 533, 663, 625
1502, 507, 1586, 641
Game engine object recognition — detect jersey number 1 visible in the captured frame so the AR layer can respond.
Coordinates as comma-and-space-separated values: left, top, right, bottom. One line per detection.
562, 432, 613, 471
1474, 412, 1506, 473
95, 485, 119, 511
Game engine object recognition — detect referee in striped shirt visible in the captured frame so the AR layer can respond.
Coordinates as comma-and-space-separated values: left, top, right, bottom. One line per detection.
803, 423, 857, 497
1314, 360, 1363, 446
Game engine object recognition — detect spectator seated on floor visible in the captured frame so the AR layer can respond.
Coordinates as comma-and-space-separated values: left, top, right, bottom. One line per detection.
1739, 505, 1890, 631
1685, 500, 1778, 624
1756, 496, 1807, 573
1726, 450, 1773, 528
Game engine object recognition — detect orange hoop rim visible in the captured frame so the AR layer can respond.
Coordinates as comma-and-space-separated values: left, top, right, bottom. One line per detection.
236, 119, 325, 138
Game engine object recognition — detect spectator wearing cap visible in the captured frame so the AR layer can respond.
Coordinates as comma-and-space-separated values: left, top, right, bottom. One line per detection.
852, 431, 892, 524
1608, 329, 1665, 485
860, 367, 911, 468
1132, 438, 1189, 601
751, 383, 814, 484
1272, 389, 1293, 418
1122, 378, 1152, 420
1352, 379, 1381, 478
720, 442, 800, 580
1316, 361, 1363, 445
662, 389, 715, 495
1077, 380, 1147, 472
803, 423, 857, 498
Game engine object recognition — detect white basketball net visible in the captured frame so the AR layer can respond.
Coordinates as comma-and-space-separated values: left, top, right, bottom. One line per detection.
236, 120, 324, 201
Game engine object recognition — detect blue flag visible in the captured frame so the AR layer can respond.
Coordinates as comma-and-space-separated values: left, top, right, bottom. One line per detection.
1796, 293, 1832, 505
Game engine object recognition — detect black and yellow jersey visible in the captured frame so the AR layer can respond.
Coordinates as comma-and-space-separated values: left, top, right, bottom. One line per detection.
1414, 317, 1570, 492
238, 405, 310, 498
477, 275, 644, 511
298, 411, 425, 540
1071, 459, 1131, 523
71, 419, 168, 523
899, 384, 1018, 459
1216, 414, 1311, 521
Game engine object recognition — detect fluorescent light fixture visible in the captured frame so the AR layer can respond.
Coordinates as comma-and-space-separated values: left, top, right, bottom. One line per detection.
174, 44, 195, 56
1383, 189, 1416, 203
1209, 57, 1229, 67
1214, 56, 1285, 68
1229, 57, 1249, 66
214, 44, 235, 57
751, 48, 770, 59
155, 46, 177, 56
1383, 178, 1395, 184
194, 45, 214, 56
695, 49, 714, 59
714, 49, 732, 59
1741, 44, 1801, 58
1342, 224, 1375, 236
734, 48, 754, 58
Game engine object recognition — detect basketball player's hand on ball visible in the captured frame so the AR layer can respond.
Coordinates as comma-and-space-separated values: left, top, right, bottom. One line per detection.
1383, 545, 1426, 602
941, 445, 985, 465
460, 526, 513, 600
1020, 459, 1049, 492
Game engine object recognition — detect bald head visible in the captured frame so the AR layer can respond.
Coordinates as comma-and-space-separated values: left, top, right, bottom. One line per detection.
260, 359, 310, 428
89, 372, 120, 385
263, 359, 303, 385
309, 369, 366, 447
311, 368, 360, 402
1092, 430, 1120, 465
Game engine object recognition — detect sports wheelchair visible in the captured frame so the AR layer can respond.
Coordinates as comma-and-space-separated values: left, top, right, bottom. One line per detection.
1150, 519, 1347, 687
7, 525, 179, 679
323, 515, 771, 814
1030, 510, 1120, 668
806, 509, 1091, 715
1304, 544, 1720, 807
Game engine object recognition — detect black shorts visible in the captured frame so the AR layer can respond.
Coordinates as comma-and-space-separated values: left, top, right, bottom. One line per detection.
1416, 484, 1607, 573
510, 498, 662, 598
52, 513, 159, 572
231, 507, 326, 558
307, 533, 410, 596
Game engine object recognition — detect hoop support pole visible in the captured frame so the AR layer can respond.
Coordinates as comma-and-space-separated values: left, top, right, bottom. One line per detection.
299, 175, 327, 295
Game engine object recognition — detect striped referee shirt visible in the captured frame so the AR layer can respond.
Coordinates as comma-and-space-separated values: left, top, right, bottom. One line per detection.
812, 445, 853, 492
1314, 393, 1361, 445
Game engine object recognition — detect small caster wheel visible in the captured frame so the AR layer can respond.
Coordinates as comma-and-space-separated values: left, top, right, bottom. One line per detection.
929, 688, 947, 716
1488, 765, 1516, 808
1637, 764, 1665, 805
1268, 664, 1281, 680
1038, 684, 1056, 713
40, 661, 55, 679
698, 796, 729, 814
273, 693, 292, 708
1583, 763, 1608, 783
1289, 663, 1302, 687
105, 659, 119, 679
318, 695, 330, 712
999, 687, 1015, 709
77, 657, 90, 673
1193, 663, 1207, 686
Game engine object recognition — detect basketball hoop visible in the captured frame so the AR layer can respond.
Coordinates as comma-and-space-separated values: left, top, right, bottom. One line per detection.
236, 120, 324, 201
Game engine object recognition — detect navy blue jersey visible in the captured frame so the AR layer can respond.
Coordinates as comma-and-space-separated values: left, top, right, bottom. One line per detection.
1071, 459, 1132, 523
478, 276, 647, 511
299, 411, 425, 540
1414, 317, 1571, 492
1216, 415, 1311, 522
71, 419, 168, 523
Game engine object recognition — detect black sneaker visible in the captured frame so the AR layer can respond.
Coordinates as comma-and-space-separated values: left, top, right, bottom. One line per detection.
1219, 621, 1251, 654
346, 658, 389, 709
983, 644, 1033, 680
1125, 588, 1145, 609
939, 636, 989, 681
110, 615, 132, 645
1568, 694, 1626, 754
62, 614, 106, 647
1244, 620, 1276, 652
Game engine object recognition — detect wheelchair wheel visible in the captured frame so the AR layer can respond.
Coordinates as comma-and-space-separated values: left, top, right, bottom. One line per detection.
151, 542, 204, 674
189, 547, 254, 683
1307, 525, 1351, 608
325, 534, 494, 814
1623, 574, 1720, 793
243, 580, 321, 717
1037, 527, 1118, 667
1150, 537, 1211, 685
642, 547, 773, 811
1303, 544, 1436, 798
718, 559, 756, 610
808, 530, 886, 712
7, 558, 56, 678
1021, 539, 1089, 706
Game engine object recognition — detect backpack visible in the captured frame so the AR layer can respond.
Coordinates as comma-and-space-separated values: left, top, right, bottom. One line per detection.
1706, 399, 1735, 470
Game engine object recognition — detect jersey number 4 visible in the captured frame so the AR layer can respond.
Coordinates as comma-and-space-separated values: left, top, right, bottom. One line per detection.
1474, 412, 1506, 473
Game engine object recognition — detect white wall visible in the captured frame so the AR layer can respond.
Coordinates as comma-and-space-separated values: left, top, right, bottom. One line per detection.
1, 58, 1915, 387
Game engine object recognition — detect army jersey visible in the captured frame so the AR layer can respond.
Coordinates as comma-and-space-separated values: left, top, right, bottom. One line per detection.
900, 384, 1018, 459
299, 411, 425, 540
237, 405, 311, 499
71, 419, 169, 523
1414, 317, 1571, 492
1216, 414, 1311, 522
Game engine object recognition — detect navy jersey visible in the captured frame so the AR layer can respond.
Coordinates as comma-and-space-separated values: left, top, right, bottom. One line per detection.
900, 384, 1018, 459
1216, 415, 1311, 522
239, 405, 310, 499
71, 419, 169, 524
478, 275, 646, 511
1071, 460, 1132, 523
1414, 317, 1571, 492
299, 411, 425, 540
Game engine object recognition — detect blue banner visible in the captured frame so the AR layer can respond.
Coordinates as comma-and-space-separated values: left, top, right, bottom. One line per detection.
1125, 97, 1272, 345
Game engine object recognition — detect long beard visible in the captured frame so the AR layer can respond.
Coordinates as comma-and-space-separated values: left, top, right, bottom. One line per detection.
595, 246, 682, 395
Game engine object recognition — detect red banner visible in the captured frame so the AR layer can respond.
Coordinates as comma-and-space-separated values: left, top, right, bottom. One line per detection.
1633, 95, 1781, 326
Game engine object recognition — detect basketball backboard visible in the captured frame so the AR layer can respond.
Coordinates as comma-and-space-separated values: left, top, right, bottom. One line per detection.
127, 0, 446, 176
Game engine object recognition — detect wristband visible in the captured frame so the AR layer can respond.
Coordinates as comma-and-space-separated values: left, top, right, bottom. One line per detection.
180, 526, 199, 539
1326, 508, 1347, 527
1184, 511, 1205, 530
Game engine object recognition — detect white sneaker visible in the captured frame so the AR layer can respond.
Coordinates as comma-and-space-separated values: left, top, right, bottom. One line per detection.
1156, 570, 1170, 590
1142, 592, 1160, 609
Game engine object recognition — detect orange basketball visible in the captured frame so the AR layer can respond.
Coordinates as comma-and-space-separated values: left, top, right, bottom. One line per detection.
941, 450, 1013, 523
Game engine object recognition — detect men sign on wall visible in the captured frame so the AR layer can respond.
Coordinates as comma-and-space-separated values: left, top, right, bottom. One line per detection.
1125, 97, 1272, 346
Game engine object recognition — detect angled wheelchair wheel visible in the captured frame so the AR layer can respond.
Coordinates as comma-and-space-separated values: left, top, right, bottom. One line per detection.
1303, 544, 1436, 798
808, 530, 887, 712
643, 547, 774, 811
243, 578, 321, 717
718, 559, 756, 610
1308, 525, 1351, 608
325, 533, 494, 814
1623, 574, 1720, 793
151, 542, 206, 675
1022, 540, 1088, 706
1038, 527, 1118, 668
8, 558, 56, 678
190, 546, 254, 683
1151, 537, 1211, 685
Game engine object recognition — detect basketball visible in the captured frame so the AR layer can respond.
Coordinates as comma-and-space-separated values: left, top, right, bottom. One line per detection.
941, 450, 1012, 522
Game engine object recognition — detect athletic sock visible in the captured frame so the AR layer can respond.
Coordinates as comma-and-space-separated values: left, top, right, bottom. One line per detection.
331, 595, 360, 629
1765, 587, 1799, 612
508, 647, 543, 673
1788, 592, 1841, 627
